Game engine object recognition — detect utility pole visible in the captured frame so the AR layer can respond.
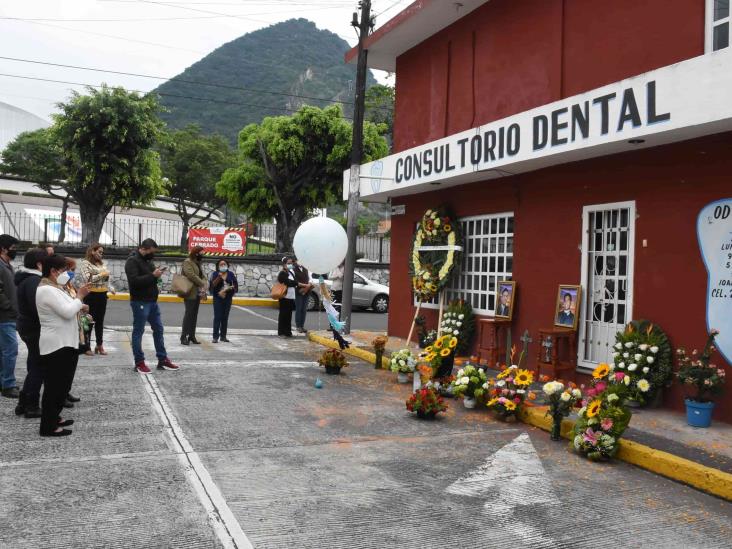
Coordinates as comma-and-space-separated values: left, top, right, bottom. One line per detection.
341, 0, 372, 334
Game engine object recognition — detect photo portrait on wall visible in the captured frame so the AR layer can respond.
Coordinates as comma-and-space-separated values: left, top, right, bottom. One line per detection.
555, 284, 581, 330
495, 281, 515, 320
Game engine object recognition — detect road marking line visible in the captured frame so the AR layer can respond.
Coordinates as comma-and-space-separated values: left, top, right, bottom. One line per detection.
233, 305, 278, 324
178, 360, 317, 368
141, 373, 253, 549
0, 450, 170, 468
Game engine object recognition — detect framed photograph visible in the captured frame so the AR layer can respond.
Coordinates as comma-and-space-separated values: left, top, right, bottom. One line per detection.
554, 285, 581, 330
495, 281, 515, 320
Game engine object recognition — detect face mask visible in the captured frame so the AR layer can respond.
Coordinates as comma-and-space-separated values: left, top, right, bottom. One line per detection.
144, 252, 155, 260
68, 271, 75, 280
218, 266, 228, 272
7, 249, 17, 260
286, 264, 294, 270
56, 271, 70, 286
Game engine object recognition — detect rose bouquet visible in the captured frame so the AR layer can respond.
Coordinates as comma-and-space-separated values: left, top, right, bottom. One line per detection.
406, 386, 448, 419
543, 380, 582, 440
450, 364, 488, 407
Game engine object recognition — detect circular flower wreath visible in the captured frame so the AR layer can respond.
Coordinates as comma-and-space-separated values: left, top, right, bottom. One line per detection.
410, 207, 463, 302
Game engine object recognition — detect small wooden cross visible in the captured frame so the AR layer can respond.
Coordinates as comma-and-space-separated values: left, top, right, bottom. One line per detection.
520, 330, 532, 355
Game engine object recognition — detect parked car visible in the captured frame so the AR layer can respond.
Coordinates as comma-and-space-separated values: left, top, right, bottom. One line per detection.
306, 271, 389, 313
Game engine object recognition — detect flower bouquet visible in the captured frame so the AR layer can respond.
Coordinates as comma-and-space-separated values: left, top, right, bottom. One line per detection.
372, 335, 389, 369
390, 348, 417, 383
676, 330, 726, 427
317, 348, 349, 375
542, 380, 582, 440
450, 364, 488, 408
420, 334, 459, 379
440, 300, 475, 356
406, 386, 448, 419
485, 364, 535, 420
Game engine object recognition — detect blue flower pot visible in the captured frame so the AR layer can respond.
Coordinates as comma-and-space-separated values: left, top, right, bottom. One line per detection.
685, 399, 714, 428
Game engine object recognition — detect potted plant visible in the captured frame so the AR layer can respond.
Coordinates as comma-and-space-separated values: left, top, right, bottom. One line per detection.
542, 380, 582, 440
406, 386, 448, 419
372, 335, 388, 369
390, 348, 416, 383
676, 330, 726, 428
450, 364, 488, 408
318, 348, 349, 375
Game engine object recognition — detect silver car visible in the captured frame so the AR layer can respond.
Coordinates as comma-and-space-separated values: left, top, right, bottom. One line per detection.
306, 271, 389, 313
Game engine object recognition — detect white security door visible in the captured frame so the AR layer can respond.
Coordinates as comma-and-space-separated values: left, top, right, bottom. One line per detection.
578, 201, 636, 369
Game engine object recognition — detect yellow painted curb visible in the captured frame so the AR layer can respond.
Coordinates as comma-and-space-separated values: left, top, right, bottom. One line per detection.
307, 334, 732, 502
108, 293, 278, 308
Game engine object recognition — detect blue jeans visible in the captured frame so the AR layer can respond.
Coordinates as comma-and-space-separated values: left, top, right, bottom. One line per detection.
213, 296, 232, 340
0, 321, 18, 389
130, 301, 167, 364
295, 291, 308, 329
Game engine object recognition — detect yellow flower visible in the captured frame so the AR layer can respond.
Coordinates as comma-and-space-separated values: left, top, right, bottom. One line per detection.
425, 346, 434, 353
486, 398, 498, 408
504, 401, 517, 411
444, 224, 452, 232
514, 369, 534, 386
497, 369, 510, 379
593, 363, 610, 379
440, 348, 451, 357
449, 337, 458, 349
434, 339, 443, 349
426, 353, 437, 361
587, 399, 602, 418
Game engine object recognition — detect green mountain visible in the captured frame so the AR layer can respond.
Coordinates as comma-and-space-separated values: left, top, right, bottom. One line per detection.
155, 18, 375, 144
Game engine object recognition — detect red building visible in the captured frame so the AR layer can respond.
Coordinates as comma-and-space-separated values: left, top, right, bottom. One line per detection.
345, 0, 732, 423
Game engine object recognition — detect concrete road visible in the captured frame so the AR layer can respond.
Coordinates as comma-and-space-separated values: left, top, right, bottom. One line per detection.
105, 300, 388, 335
2, 330, 731, 548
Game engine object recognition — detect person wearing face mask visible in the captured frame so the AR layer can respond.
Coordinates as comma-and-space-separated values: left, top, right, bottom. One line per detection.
276, 256, 308, 338
79, 243, 115, 356
209, 259, 238, 343
180, 246, 208, 345
0, 234, 20, 399
36, 254, 91, 436
125, 239, 179, 374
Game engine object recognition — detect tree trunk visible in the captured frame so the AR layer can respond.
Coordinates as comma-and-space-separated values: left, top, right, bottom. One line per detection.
274, 207, 305, 253
180, 218, 190, 251
79, 203, 109, 245
58, 198, 69, 243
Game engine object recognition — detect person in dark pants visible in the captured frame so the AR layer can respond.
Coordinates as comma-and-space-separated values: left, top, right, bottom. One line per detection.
36, 254, 91, 437
0, 234, 19, 399
293, 258, 312, 334
14, 248, 47, 418
180, 246, 207, 345
210, 259, 238, 343
277, 256, 306, 338
125, 239, 179, 374
78, 243, 114, 355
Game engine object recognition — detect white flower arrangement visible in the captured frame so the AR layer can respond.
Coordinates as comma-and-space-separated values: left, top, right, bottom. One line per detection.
636, 379, 650, 392
389, 349, 416, 374
543, 381, 564, 395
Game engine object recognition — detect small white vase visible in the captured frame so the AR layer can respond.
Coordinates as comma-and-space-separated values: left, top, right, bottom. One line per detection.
463, 397, 476, 409
397, 372, 409, 383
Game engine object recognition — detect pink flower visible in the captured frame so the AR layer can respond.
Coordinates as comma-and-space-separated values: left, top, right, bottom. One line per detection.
704, 379, 712, 385
501, 389, 509, 396
595, 382, 607, 392
514, 397, 521, 404
507, 378, 514, 383
586, 388, 597, 398
614, 372, 625, 381
583, 428, 599, 445
718, 369, 726, 377
600, 418, 614, 430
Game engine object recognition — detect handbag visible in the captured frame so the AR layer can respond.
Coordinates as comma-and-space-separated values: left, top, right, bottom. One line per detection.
171, 273, 193, 298
271, 281, 287, 300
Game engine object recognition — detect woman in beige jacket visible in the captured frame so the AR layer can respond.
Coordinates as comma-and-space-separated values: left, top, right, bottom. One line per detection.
180, 246, 207, 345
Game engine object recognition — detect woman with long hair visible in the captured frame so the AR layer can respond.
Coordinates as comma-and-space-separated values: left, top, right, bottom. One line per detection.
180, 246, 207, 345
78, 243, 114, 355
36, 254, 90, 437
209, 259, 238, 343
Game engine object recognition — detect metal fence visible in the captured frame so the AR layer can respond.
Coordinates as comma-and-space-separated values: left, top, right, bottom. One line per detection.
0, 211, 391, 261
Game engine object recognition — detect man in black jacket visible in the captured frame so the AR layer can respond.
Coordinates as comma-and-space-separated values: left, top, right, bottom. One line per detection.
14, 248, 47, 417
125, 239, 179, 374
0, 234, 19, 398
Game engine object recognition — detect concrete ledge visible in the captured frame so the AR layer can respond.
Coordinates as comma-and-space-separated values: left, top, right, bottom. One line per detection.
307, 333, 732, 502
108, 293, 278, 308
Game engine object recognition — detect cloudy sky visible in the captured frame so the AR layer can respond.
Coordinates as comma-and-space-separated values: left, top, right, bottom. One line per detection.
0, 0, 405, 121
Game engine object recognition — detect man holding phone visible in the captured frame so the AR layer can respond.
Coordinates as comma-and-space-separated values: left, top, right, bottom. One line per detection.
125, 239, 179, 374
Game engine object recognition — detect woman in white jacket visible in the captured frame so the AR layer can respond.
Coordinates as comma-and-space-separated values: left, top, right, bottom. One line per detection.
36, 255, 90, 437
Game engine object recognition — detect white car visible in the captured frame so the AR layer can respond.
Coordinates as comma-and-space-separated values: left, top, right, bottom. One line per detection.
306, 271, 389, 313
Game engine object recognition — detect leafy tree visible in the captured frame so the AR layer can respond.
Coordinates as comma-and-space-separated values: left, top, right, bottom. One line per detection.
0, 128, 72, 242
217, 105, 388, 252
54, 85, 165, 243
365, 84, 394, 148
158, 126, 235, 249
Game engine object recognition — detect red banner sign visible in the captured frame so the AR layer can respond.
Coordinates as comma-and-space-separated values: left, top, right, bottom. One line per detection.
188, 226, 247, 256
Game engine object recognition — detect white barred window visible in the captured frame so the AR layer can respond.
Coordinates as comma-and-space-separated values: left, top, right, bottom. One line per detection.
420, 212, 514, 314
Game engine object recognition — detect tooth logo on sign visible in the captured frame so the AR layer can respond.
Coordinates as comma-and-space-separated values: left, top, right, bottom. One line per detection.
370, 161, 384, 194
697, 198, 732, 364
222, 232, 243, 252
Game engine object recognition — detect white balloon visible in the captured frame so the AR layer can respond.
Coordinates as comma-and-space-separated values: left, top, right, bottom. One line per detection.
293, 217, 348, 274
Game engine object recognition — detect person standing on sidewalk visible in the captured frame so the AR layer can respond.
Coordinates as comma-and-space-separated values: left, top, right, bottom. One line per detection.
293, 258, 311, 334
13, 248, 47, 418
276, 257, 298, 338
180, 246, 207, 346
329, 261, 345, 317
209, 259, 238, 343
0, 234, 20, 399
36, 254, 91, 437
125, 239, 179, 374
79, 243, 114, 355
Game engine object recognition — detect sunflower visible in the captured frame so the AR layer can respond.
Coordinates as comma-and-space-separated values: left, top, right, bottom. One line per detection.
486, 398, 498, 408
426, 353, 437, 362
586, 399, 602, 418
449, 337, 458, 349
425, 346, 434, 353
504, 401, 517, 411
440, 348, 451, 357
593, 363, 610, 379
444, 224, 452, 232
434, 339, 443, 349
497, 369, 510, 379
514, 369, 534, 386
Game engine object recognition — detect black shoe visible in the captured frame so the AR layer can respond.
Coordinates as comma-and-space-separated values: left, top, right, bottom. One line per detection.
189, 337, 201, 344
63, 399, 74, 409
212, 338, 218, 343
220, 337, 230, 343
57, 419, 74, 427
14, 391, 26, 415
41, 429, 72, 437
24, 405, 42, 419
1, 387, 20, 399
180, 336, 190, 346
66, 393, 80, 403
